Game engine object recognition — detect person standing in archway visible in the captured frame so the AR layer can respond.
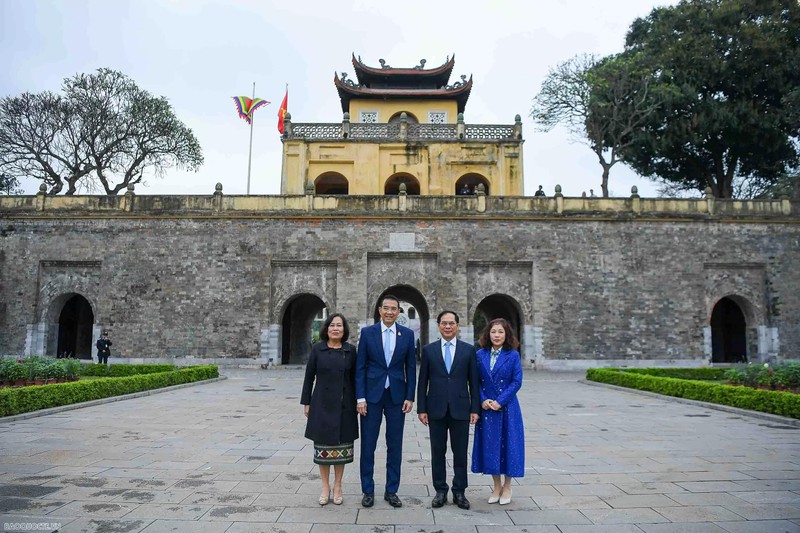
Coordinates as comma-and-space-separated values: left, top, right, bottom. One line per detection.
301, 313, 358, 506
471, 318, 525, 505
355, 294, 416, 508
95, 331, 112, 365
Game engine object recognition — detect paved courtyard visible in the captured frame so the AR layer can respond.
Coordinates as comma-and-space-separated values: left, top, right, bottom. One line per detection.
0, 368, 799, 533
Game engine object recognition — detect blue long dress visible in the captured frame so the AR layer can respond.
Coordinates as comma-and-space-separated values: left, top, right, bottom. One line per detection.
471, 347, 525, 477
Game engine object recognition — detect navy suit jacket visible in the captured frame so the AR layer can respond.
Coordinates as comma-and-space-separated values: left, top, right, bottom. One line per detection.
355, 322, 416, 405
417, 339, 480, 420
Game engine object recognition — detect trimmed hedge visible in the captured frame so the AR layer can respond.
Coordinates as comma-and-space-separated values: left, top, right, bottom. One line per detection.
620, 367, 729, 381
586, 368, 800, 419
80, 363, 176, 377
0, 365, 219, 417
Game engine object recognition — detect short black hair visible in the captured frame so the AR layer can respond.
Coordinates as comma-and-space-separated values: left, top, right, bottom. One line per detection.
380, 294, 400, 308
437, 310, 459, 323
319, 313, 350, 342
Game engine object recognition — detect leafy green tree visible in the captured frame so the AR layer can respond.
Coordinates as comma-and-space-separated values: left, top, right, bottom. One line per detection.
531, 54, 667, 197
618, 0, 800, 198
0, 68, 203, 195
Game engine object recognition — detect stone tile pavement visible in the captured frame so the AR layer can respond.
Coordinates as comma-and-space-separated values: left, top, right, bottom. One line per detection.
0, 368, 798, 533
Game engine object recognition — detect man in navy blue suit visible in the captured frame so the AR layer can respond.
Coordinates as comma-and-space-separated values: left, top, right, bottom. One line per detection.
417, 310, 480, 509
355, 294, 417, 508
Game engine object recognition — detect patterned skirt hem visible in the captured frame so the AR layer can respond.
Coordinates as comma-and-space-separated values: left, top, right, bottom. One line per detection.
313, 442, 354, 465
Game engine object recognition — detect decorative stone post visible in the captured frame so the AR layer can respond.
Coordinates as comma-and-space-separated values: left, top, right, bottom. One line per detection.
398, 182, 407, 212
631, 185, 641, 214
305, 182, 314, 211
36, 183, 47, 211
475, 183, 486, 213
457, 113, 465, 139
554, 184, 564, 214
341, 112, 350, 139
213, 182, 223, 213
123, 184, 135, 212
513, 114, 522, 139
399, 112, 408, 141
283, 112, 293, 139
704, 186, 715, 215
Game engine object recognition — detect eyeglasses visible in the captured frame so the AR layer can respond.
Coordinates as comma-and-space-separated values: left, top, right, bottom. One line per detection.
439, 321, 457, 326
381, 306, 399, 312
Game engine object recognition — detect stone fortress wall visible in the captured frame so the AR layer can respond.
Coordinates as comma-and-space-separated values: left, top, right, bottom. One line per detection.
1, 187, 797, 369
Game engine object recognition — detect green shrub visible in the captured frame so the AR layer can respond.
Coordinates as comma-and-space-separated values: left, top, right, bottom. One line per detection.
621, 368, 729, 381
586, 368, 800, 419
0, 365, 219, 417
80, 363, 176, 377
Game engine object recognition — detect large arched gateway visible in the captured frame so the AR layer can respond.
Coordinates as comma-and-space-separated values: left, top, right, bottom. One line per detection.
281, 293, 327, 365
472, 294, 523, 354
710, 296, 749, 363
373, 285, 430, 351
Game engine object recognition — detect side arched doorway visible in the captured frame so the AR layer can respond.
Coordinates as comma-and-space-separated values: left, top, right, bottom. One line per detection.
472, 294, 522, 353
281, 293, 327, 365
57, 294, 95, 359
373, 285, 430, 357
711, 297, 747, 363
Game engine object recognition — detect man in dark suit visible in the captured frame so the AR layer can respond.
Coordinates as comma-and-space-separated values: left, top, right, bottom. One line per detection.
417, 310, 480, 510
355, 294, 417, 508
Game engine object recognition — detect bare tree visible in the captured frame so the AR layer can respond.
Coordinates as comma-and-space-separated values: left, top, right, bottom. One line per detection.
0, 68, 203, 195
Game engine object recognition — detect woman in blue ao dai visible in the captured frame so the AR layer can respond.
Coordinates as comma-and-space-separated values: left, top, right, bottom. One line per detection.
471, 318, 524, 505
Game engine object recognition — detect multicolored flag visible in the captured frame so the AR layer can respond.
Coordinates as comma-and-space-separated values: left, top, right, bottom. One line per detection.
232, 96, 269, 125
277, 89, 288, 134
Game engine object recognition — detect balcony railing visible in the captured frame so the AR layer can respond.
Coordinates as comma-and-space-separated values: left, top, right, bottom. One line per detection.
284, 113, 523, 142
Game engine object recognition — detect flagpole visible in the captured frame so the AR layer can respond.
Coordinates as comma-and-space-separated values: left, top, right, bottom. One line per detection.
246, 82, 255, 195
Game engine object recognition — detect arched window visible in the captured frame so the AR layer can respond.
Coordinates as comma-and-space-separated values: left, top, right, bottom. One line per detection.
384, 173, 421, 195
455, 173, 490, 196
388, 112, 419, 124
314, 172, 349, 195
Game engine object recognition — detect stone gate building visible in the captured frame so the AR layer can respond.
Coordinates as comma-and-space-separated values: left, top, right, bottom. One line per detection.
0, 55, 798, 368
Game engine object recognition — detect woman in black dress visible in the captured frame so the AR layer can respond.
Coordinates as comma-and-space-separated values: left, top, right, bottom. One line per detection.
301, 313, 359, 505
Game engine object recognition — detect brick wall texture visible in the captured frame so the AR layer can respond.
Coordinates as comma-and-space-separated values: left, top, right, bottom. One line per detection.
1, 213, 798, 363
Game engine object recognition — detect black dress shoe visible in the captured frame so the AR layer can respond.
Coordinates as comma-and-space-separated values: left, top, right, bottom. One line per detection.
384, 492, 403, 507
431, 491, 447, 508
361, 493, 374, 507
452, 492, 470, 510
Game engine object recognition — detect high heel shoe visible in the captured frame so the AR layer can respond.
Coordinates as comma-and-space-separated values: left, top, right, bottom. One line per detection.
488, 489, 502, 504
319, 492, 330, 506
333, 487, 343, 505
499, 488, 512, 505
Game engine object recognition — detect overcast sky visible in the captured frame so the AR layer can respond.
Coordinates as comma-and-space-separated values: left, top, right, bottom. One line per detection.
1, 0, 679, 198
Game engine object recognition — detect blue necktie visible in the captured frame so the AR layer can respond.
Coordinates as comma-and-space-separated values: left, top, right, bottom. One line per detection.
384, 328, 392, 388
445, 342, 452, 373
490, 349, 499, 371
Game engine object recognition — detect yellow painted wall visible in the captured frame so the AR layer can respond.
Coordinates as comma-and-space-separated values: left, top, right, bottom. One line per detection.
349, 99, 459, 123
283, 138, 523, 195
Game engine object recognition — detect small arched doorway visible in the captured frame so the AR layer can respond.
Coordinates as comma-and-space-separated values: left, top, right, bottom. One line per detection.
373, 285, 430, 358
455, 173, 490, 196
57, 294, 95, 359
281, 293, 327, 365
711, 297, 747, 363
384, 173, 421, 195
314, 172, 349, 195
472, 294, 522, 353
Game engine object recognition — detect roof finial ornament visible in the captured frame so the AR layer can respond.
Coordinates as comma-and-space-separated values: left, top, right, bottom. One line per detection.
379, 58, 391, 69
414, 59, 427, 70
